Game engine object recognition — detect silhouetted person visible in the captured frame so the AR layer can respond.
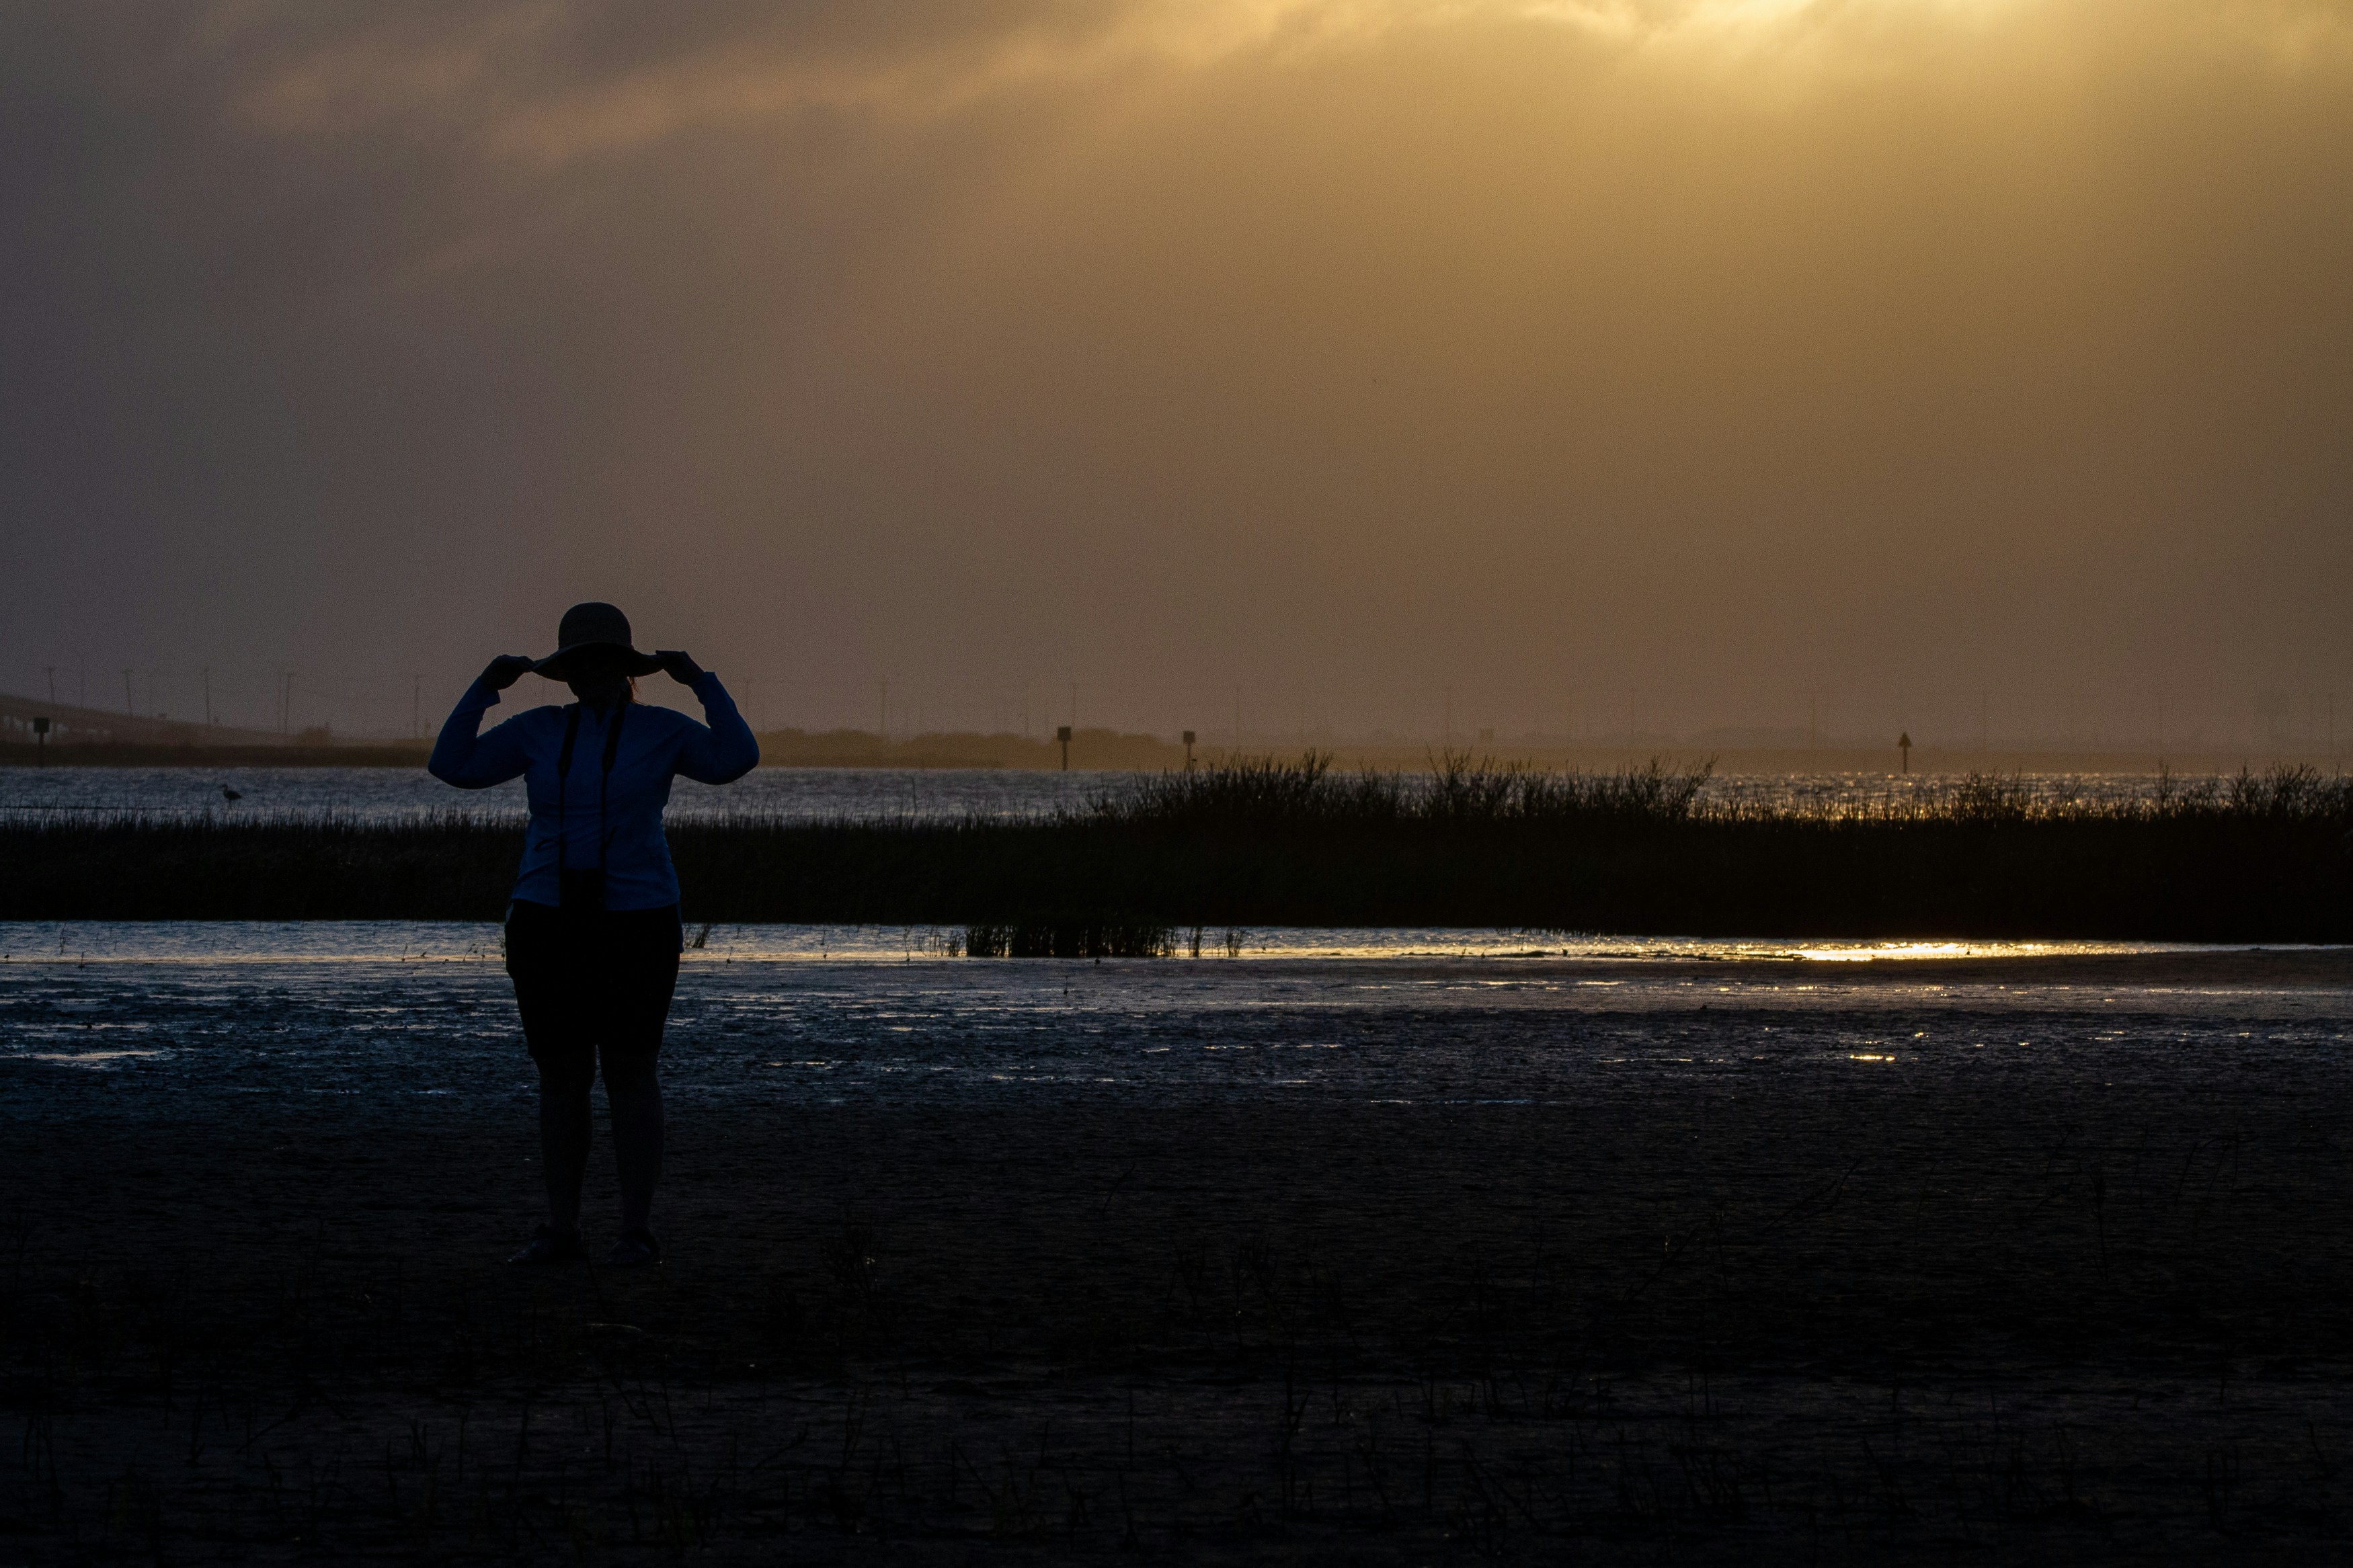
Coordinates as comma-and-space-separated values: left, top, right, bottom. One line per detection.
430, 602, 758, 1266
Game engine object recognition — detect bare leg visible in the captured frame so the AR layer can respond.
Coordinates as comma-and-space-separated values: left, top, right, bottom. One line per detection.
605, 1061, 664, 1234
538, 1071, 593, 1233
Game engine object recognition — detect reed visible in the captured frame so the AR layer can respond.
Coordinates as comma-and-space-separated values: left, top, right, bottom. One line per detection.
5, 758, 2348, 937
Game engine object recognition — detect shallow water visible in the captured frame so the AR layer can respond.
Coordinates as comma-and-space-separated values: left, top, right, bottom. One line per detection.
0, 919, 2258, 966
0, 763, 2188, 825
0, 764, 1109, 824
3, 923, 2344, 1116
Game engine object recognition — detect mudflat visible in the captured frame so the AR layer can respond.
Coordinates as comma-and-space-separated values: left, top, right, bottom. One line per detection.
5, 945, 2352, 1562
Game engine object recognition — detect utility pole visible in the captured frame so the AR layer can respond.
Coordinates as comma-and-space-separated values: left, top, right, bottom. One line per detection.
122, 668, 134, 716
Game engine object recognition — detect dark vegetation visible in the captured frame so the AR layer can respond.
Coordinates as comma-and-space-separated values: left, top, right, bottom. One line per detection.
7, 756, 2351, 938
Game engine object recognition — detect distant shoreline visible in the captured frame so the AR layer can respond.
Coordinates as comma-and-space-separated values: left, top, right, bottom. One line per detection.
1, 738, 2345, 775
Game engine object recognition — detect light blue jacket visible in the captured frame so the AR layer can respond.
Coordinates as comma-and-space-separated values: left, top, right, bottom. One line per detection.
428, 673, 759, 910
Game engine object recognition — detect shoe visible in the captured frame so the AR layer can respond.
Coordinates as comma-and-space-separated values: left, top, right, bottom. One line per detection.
606, 1228, 663, 1268
508, 1225, 586, 1266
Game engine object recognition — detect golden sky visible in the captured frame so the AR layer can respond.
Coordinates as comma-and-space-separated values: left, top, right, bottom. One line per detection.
3, 1, 2348, 742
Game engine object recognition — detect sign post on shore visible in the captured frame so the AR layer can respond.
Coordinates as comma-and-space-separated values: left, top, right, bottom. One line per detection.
33, 715, 49, 768
1899, 731, 1911, 774
1057, 725, 1072, 772
1183, 730, 1195, 772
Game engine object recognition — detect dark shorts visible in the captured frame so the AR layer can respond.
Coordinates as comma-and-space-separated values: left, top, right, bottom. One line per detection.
504, 900, 683, 1086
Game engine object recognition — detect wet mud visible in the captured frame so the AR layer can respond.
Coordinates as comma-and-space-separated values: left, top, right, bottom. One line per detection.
5, 948, 2353, 1561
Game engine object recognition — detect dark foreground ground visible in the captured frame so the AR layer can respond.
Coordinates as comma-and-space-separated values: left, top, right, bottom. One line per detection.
5, 947, 2353, 1563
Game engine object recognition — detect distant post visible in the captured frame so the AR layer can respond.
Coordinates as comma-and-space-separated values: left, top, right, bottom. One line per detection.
1057, 725, 1072, 772
1899, 731, 1911, 774
1183, 730, 1196, 772
33, 715, 50, 768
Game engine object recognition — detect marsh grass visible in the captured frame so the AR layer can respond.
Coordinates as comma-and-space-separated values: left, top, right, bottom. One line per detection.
1087, 751, 1714, 830
1086, 751, 2351, 831
5, 757, 2349, 936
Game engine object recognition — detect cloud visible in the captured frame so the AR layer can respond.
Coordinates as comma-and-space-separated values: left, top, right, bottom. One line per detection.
221, 3, 1403, 161
214, 0, 2353, 151
1, 0, 2349, 737
208, 1, 2353, 170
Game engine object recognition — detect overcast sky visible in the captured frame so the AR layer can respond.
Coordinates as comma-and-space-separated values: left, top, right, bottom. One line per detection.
3, 1, 2348, 745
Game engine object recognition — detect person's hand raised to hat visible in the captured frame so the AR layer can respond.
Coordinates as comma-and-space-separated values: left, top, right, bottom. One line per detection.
479, 654, 538, 692
653, 650, 706, 686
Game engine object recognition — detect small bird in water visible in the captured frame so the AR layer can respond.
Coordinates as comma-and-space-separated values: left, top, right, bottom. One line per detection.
220, 784, 242, 800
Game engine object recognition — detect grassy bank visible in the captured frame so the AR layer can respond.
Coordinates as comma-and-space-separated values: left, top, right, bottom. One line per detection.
5, 757, 2350, 938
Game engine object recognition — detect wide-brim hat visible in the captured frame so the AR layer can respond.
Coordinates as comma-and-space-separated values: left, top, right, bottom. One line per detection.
532, 602, 664, 681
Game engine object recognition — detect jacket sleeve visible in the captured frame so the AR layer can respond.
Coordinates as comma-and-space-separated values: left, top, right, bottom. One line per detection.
674, 671, 760, 785
428, 681, 534, 788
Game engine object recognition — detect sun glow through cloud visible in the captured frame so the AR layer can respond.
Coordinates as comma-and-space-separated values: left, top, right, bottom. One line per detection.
227, 0, 2353, 166
4, 0, 2350, 735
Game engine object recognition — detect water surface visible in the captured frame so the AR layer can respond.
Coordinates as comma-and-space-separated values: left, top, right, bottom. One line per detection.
4, 923, 2342, 1116
0, 764, 2194, 826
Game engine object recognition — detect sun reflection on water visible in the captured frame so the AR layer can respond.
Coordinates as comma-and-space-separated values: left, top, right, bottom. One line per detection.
0, 921, 2302, 966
